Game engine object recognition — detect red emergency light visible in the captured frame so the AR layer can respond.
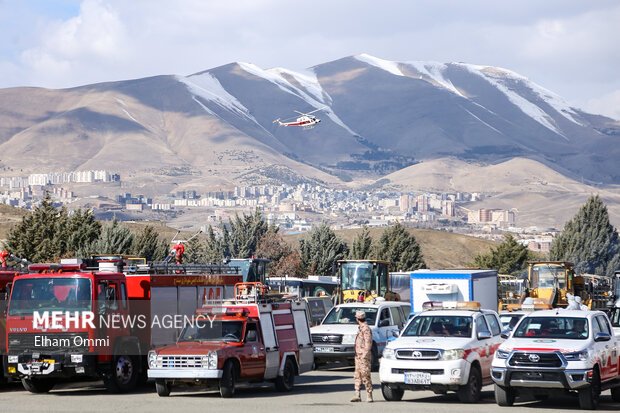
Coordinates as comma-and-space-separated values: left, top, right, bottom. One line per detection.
28, 263, 86, 272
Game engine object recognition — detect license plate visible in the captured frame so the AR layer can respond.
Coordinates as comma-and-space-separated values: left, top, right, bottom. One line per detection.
314, 347, 334, 352
404, 372, 431, 385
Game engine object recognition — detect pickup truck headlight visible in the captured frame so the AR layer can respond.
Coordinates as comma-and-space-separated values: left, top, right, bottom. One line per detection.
383, 348, 396, 360
148, 351, 157, 368
342, 334, 356, 345
205, 351, 218, 369
564, 350, 589, 361
441, 349, 465, 360
495, 349, 510, 359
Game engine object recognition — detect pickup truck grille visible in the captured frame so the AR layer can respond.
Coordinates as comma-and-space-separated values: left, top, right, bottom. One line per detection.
396, 349, 441, 360
156, 355, 205, 368
511, 371, 563, 381
311, 334, 343, 344
508, 352, 563, 368
8, 333, 89, 353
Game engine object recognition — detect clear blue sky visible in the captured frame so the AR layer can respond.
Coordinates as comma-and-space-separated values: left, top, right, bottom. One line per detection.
1, 0, 619, 119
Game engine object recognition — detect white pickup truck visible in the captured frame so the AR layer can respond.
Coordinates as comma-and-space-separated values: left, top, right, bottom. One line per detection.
380, 302, 504, 403
491, 309, 620, 409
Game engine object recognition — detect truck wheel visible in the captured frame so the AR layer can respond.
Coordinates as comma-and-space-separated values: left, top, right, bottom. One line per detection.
578, 370, 600, 410
21, 378, 54, 393
104, 353, 138, 393
494, 384, 515, 406
155, 379, 171, 397
457, 365, 482, 403
381, 383, 404, 401
219, 360, 236, 398
611, 386, 620, 402
275, 358, 295, 392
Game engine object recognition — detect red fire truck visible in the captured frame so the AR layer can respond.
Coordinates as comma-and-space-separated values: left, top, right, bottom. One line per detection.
147, 282, 314, 397
3, 258, 244, 393
0, 263, 29, 385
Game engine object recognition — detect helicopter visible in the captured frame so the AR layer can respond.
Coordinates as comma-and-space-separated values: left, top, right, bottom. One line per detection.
273, 108, 322, 129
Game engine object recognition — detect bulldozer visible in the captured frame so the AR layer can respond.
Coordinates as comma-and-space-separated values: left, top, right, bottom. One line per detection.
505, 261, 611, 311
333, 260, 400, 304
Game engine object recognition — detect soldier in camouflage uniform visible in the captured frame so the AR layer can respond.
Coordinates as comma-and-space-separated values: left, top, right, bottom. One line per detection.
351, 310, 373, 402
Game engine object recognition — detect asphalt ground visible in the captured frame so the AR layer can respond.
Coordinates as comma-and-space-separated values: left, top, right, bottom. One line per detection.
1, 365, 619, 413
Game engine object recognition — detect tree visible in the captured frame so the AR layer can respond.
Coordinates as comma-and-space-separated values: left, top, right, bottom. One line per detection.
65, 209, 102, 256
3, 193, 99, 262
375, 222, 426, 271
550, 195, 620, 276
299, 222, 349, 276
350, 225, 373, 259
204, 225, 224, 264
132, 225, 167, 262
472, 234, 533, 274
183, 236, 207, 263
256, 229, 302, 277
86, 219, 134, 255
223, 209, 270, 258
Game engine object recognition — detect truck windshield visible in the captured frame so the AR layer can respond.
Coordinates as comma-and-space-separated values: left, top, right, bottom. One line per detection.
341, 262, 375, 292
323, 307, 378, 325
8, 277, 92, 316
178, 320, 244, 343
513, 316, 588, 339
532, 264, 566, 289
402, 315, 473, 337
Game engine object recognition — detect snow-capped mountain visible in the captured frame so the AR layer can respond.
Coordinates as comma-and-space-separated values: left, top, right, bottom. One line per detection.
0, 54, 618, 188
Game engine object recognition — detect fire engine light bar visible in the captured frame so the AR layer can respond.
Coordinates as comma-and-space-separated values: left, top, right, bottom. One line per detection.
29, 263, 86, 272
422, 301, 481, 311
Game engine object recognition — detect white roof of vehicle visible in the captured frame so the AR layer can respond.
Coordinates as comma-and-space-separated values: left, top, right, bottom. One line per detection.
522, 309, 602, 317
414, 309, 495, 317
334, 301, 406, 309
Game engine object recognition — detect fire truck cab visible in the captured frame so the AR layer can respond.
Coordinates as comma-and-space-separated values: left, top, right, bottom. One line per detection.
147, 282, 313, 397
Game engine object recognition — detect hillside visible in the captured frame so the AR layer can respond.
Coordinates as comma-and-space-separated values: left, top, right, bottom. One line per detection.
284, 226, 497, 269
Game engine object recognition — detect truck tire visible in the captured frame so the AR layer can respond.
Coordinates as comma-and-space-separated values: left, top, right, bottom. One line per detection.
21, 378, 54, 393
457, 365, 482, 403
104, 353, 138, 393
494, 384, 515, 406
611, 386, 620, 402
219, 360, 236, 398
578, 369, 600, 410
155, 379, 171, 397
381, 383, 404, 401
275, 358, 295, 392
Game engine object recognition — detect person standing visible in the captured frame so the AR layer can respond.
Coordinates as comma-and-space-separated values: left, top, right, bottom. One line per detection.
351, 310, 373, 403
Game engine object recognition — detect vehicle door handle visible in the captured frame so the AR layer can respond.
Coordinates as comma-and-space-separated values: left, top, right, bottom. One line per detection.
259, 348, 264, 351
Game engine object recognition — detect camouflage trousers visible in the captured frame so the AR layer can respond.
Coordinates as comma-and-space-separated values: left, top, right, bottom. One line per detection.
353, 355, 372, 392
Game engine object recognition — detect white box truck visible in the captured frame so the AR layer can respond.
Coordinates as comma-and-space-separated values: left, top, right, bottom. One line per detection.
409, 269, 498, 313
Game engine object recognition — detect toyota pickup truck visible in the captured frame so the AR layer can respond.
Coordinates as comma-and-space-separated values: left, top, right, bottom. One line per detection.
491, 309, 620, 409
380, 301, 504, 403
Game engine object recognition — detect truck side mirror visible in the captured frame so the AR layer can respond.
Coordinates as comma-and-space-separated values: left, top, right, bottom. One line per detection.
500, 330, 510, 339
391, 329, 400, 338
594, 332, 611, 342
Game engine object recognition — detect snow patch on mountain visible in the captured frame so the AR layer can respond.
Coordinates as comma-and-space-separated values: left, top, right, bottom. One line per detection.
405, 61, 465, 97
178, 73, 252, 119
268, 67, 327, 103
457, 63, 568, 139
355, 54, 404, 76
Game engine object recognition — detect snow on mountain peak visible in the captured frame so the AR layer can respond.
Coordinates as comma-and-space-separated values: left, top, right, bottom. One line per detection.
355, 54, 404, 76
455, 63, 582, 136
178, 73, 253, 120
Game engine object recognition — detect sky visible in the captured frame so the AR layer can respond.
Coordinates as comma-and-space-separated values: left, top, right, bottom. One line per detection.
1, 0, 619, 119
